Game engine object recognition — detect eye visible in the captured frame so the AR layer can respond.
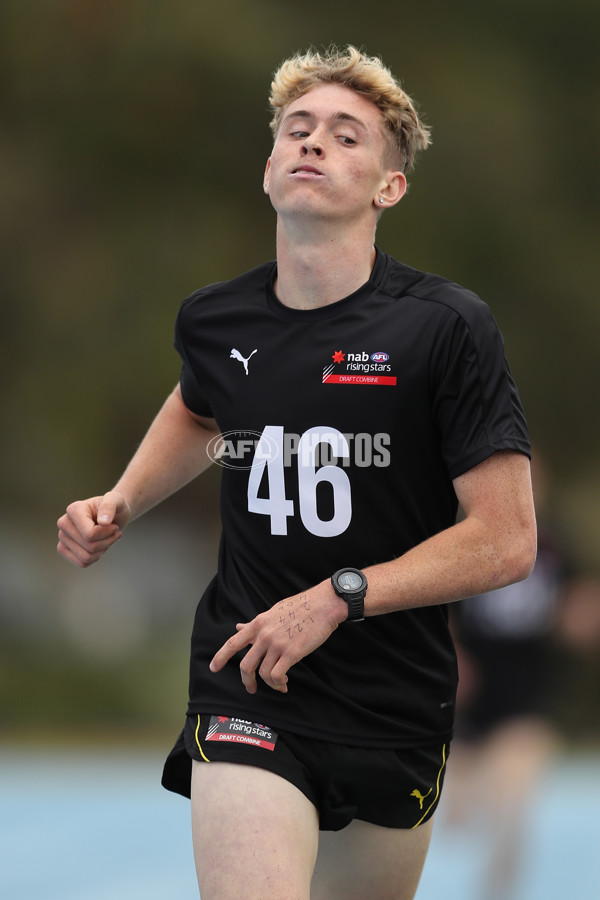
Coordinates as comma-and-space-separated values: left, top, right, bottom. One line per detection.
290, 130, 309, 139
338, 135, 356, 146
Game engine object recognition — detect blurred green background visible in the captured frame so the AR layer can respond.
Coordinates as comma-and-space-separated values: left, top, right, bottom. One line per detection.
1, 0, 599, 747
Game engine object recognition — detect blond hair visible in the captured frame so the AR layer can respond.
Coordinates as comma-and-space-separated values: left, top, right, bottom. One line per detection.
268, 45, 431, 173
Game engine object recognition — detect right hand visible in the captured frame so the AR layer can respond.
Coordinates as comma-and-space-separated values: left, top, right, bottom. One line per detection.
56, 491, 132, 568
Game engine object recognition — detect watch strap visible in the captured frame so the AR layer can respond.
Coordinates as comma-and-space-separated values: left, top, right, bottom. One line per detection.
344, 592, 365, 622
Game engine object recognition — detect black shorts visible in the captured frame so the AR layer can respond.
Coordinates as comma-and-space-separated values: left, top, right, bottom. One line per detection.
162, 713, 450, 832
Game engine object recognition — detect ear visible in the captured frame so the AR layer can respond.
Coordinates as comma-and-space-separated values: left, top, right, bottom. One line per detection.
263, 157, 272, 194
374, 171, 407, 210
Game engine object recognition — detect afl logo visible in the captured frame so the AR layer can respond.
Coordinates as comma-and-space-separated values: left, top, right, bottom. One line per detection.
370, 351, 389, 362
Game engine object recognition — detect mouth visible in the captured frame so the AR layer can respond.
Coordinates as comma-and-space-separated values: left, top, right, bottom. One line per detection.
290, 165, 324, 177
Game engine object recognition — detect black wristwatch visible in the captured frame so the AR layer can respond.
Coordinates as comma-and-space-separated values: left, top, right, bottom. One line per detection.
331, 567, 367, 622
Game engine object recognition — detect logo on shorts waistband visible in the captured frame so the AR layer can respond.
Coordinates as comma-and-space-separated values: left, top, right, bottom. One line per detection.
206, 715, 278, 751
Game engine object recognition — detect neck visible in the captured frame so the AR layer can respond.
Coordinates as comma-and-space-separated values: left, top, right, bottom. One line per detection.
273, 219, 377, 310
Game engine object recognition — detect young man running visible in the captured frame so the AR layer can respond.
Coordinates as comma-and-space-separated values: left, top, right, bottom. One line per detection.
57, 46, 536, 900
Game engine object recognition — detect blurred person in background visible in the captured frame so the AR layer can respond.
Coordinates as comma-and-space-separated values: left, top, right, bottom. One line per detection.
443, 455, 600, 900
56, 46, 536, 900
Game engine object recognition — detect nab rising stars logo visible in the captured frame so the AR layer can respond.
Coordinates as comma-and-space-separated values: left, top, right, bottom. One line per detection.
323, 349, 397, 386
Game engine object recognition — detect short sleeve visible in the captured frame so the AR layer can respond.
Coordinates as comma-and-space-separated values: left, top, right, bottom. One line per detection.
174, 301, 214, 417
178, 363, 213, 417
431, 303, 530, 479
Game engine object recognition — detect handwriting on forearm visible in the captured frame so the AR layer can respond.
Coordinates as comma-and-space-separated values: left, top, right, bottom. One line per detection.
277, 595, 313, 639
285, 616, 315, 640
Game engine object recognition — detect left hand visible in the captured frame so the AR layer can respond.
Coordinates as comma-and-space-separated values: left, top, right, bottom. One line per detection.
209, 581, 348, 694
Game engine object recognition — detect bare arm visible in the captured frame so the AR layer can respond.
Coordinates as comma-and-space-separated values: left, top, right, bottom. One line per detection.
210, 450, 537, 693
361, 449, 537, 615
57, 384, 220, 568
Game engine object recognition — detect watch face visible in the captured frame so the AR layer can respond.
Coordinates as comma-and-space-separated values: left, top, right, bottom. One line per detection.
338, 571, 363, 591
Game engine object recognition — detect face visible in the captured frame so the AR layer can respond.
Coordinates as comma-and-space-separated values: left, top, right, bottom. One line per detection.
264, 83, 406, 224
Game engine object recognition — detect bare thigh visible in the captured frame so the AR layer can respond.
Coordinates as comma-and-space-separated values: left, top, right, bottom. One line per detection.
191, 760, 319, 900
311, 817, 434, 900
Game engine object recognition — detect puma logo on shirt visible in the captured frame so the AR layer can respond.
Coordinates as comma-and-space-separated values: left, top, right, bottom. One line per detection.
230, 348, 257, 375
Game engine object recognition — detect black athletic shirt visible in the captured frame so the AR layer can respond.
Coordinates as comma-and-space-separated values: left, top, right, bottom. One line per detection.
174, 249, 531, 748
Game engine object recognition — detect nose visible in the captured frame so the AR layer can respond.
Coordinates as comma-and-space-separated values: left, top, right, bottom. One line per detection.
301, 136, 323, 157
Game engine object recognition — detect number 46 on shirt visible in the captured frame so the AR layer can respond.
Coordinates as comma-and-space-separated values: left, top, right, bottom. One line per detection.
247, 425, 352, 538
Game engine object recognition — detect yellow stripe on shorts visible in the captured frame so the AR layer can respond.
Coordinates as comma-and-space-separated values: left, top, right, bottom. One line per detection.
195, 715, 211, 763
411, 743, 447, 828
